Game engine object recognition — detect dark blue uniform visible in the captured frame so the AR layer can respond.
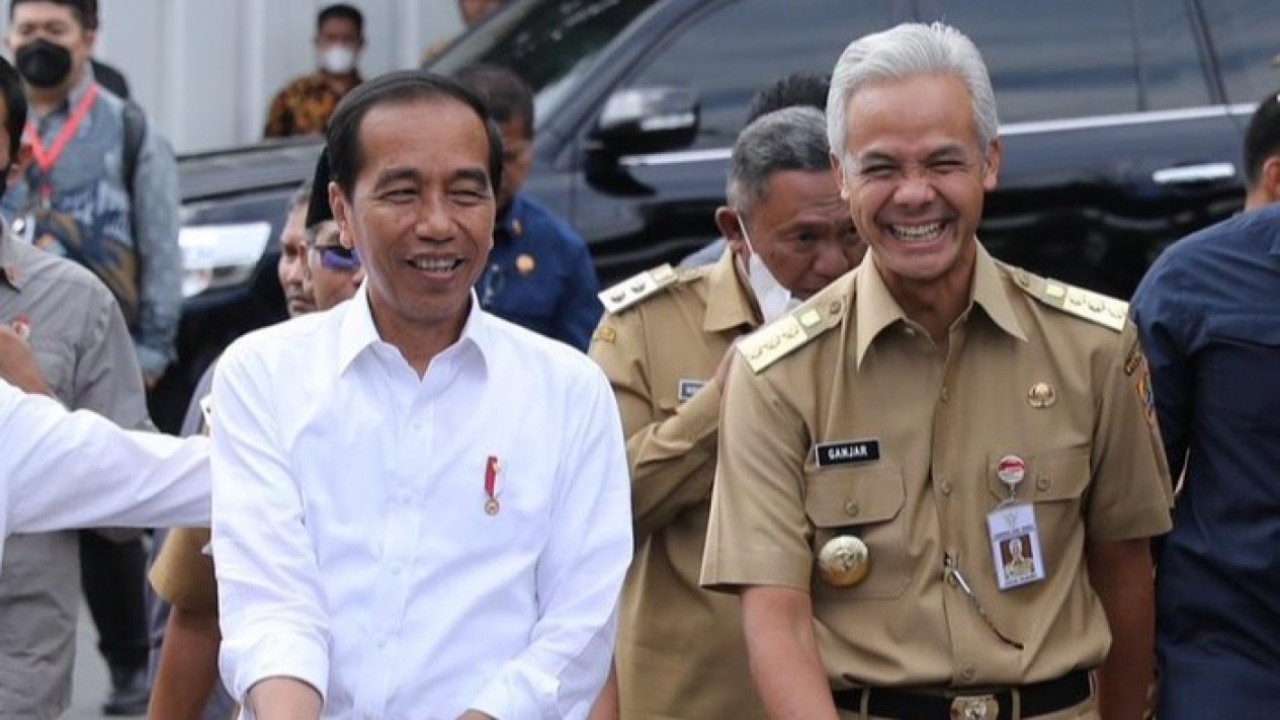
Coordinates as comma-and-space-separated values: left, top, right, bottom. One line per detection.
1131, 204, 1280, 719
477, 194, 601, 351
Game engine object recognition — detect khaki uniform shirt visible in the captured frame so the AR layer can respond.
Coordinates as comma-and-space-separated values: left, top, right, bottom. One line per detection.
702, 244, 1173, 689
149, 364, 219, 614
0, 235, 149, 717
590, 251, 768, 719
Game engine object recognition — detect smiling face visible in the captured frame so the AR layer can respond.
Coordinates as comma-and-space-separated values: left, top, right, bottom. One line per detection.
330, 96, 495, 353
834, 73, 1000, 299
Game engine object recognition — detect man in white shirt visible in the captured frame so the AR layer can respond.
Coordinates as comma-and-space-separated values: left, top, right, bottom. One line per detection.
211, 71, 632, 720
0, 326, 209, 556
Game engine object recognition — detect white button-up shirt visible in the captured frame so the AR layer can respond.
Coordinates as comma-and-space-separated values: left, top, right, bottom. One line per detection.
0, 380, 209, 565
211, 288, 632, 720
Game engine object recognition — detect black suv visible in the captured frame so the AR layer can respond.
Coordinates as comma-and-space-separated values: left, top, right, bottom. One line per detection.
161, 0, 1277, 430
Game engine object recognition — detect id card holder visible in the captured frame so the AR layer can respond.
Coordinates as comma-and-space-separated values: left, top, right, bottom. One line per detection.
986, 503, 1046, 590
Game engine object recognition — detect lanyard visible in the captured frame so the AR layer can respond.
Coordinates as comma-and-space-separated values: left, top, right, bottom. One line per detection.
23, 83, 100, 201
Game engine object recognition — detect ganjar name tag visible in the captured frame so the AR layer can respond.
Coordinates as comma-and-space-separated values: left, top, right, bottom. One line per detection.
815, 439, 880, 468
987, 503, 1046, 590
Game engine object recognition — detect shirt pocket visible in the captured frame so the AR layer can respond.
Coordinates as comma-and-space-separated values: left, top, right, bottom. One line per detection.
1203, 315, 1280, 429
804, 464, 910, 601
986, 448, 1090, 553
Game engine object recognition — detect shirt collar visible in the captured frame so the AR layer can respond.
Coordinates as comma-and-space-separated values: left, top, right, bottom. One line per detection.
337, 284, 493, 376
703, 247, 759, 333
494, 195, 526, 245
854, 241, 1025, 367
0, 227, 22, 291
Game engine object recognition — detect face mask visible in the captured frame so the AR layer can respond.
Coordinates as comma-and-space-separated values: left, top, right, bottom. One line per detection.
738, 216, 799, 323
15, 38, 73, 89
318, 45, 357, 75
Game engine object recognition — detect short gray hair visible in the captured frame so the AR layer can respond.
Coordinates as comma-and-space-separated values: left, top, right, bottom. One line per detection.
726, 106, 829, 211
826, 22, 998, 164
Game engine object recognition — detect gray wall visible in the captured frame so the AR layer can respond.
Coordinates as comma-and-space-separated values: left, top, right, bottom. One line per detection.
2, 0, 466, 153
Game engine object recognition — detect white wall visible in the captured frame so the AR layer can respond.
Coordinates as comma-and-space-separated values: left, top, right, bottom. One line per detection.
1, 0, 466, 153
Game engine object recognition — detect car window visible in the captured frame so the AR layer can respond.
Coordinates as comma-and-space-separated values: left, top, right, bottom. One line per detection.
431, 0, 659, 129
1199, 0, 1279, 105
621, 0, 899, 151
920, 0, 1144, 123
1133, 0, 1212, 111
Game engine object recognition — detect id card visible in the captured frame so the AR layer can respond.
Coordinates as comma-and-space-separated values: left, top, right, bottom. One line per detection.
986, 503, 1046, 590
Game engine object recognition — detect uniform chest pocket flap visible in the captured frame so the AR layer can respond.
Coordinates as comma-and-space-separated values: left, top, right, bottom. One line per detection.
986, 448, 1090, 504
804, 465, 910, 600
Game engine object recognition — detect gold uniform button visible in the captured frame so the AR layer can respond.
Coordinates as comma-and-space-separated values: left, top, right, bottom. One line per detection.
610, 291, 625, 303
939, 481, 953, 496
960, 665, 977, 681
843, 500, 860, 517
1036, 475, 1051, 491
940, 387, 950, 403
828, 300, 842, 316
817, 536, 870, 588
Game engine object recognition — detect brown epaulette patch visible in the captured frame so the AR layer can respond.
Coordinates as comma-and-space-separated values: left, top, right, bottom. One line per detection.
738, 297, 845, 374
598, 264, 680, 314
1012, 268, 1127, 332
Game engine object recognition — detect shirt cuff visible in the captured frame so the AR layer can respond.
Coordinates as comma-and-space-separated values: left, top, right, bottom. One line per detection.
468, 662, 560, 720
226, 629, 329, 709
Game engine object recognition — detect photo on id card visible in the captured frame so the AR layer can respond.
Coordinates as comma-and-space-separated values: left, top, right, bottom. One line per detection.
987, 503, 1046, 590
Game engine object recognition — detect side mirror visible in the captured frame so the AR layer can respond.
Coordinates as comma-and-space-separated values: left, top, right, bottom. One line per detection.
590, 86, 699, 157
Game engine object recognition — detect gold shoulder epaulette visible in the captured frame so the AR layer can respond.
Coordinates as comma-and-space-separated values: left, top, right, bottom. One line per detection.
1014, 269, 1127, 332
598, 264, 679, 314
738, 298, 844, 374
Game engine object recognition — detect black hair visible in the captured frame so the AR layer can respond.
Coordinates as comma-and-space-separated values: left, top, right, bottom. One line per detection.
8, 0, 91, 28
1244, 89, 1280, 190
454, 63, 534, 139
317, 3, 364, 36
747, 72, 831, 124
305, 148, 333, 229
326, 70, 503, 200
0, 57, 27, 158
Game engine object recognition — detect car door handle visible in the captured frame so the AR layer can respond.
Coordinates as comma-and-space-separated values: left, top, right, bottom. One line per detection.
1152, 162, 1236, 185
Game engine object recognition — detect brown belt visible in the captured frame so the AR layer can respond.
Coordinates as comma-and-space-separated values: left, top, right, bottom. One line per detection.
832, 670, 1091, 720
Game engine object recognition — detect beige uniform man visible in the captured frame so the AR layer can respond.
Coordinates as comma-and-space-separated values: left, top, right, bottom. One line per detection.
701, 23, 1172, 720
591, 107, 863, 718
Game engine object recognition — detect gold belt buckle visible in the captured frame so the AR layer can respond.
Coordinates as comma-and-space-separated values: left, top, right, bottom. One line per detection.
950, 694, 999, 720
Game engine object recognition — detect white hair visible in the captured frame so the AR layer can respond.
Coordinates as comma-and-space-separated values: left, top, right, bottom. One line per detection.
826, 22, 999, 165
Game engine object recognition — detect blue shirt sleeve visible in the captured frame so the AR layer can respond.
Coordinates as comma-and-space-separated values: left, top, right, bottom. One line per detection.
1131, 251, 1196, 480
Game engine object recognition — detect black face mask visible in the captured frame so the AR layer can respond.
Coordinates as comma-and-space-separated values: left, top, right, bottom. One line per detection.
15, 39, 73, 89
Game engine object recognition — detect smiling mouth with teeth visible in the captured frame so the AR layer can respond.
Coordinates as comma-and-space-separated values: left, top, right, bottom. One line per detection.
407, 258, 464, 272
889, 222, 946, 241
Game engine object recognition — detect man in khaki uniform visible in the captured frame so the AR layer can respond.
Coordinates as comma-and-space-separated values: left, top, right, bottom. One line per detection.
701, 23, 1173, 720
590, 106, 863, 718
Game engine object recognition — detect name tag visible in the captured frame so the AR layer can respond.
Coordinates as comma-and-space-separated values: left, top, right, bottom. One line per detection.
814, 439, 880, 468
677, 379, 706, 403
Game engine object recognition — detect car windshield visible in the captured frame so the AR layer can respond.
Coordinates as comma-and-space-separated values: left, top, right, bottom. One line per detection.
429, 0, 657, 127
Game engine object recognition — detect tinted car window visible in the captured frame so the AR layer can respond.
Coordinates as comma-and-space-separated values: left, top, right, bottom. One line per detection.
921, 0, 1140, 122
1133, 0, 1212, 111
1199, 0, 1279, 104
622, 0, 898, 150
430, 0, 658, 128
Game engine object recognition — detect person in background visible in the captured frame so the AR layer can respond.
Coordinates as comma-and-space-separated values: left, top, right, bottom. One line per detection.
0, 50, 152, 720
264, 3, 364, 139
456, 63, 602, 351
147, 176, 320, 720
420, 0, 508, 66
1130, 90, 1280, 719
303, 150, 364, 310
679, 72, 831, 268
2, 1, 182, 713
590, 106, 863, 719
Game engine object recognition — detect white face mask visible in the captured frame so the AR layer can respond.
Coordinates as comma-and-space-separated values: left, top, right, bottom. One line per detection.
738, 216, 799, 323
319, 45, 357, 75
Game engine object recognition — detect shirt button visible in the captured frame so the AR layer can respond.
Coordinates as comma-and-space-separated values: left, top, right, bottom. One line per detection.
960, 665, 976, 681
377, 634, 390, 648
939, 481, 953, 496
940, 387, 950, 403
1036, 475, 1051, 491
843, 500, 860, 517
391, 563, 404, 576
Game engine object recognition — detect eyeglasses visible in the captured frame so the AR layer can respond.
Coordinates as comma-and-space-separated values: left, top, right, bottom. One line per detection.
312, 245, 361, 272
